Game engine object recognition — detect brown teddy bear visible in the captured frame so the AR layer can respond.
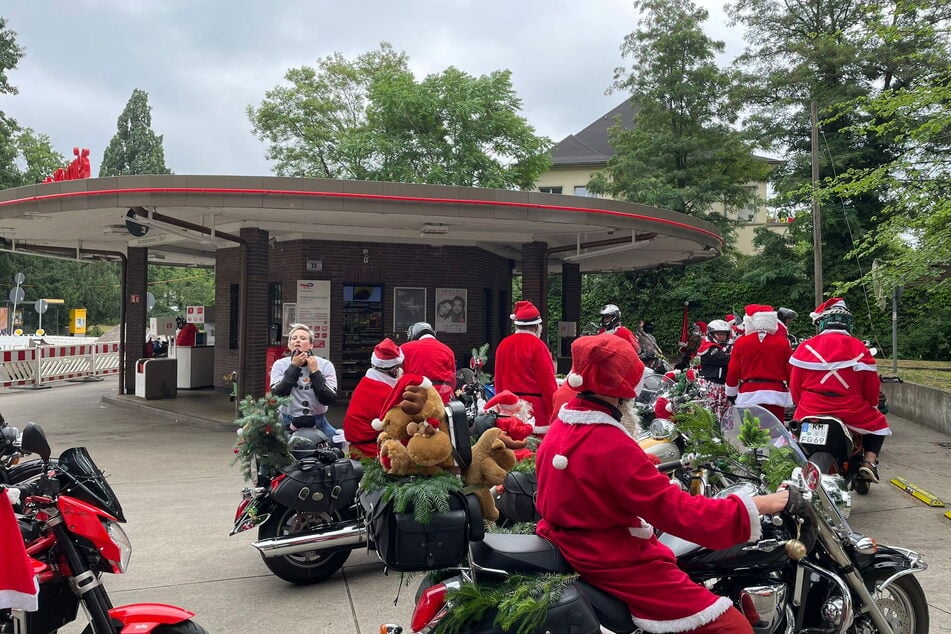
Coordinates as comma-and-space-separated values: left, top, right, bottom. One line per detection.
372, 374, 457, 476
463, 427, 516, 522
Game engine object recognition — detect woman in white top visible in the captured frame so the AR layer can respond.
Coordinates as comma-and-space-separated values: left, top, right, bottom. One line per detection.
269, 323, 338, 444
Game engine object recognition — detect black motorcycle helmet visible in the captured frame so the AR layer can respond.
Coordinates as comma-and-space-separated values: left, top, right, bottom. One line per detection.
599, 304, 621, 331
407, 321, 436, 341
777, 307, 798, 325
287, 427, 331, 460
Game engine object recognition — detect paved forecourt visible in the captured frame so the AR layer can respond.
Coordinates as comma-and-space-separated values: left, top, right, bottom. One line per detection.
0, 379, 948, 633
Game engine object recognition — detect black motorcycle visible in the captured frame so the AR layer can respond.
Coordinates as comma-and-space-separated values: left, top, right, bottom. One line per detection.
384, 406, 929, 634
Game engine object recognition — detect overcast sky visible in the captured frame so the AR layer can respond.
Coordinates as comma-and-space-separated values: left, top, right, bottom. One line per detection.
1, 1, 743, 177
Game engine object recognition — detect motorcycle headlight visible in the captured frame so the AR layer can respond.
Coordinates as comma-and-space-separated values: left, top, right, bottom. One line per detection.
103, 520, 133, 573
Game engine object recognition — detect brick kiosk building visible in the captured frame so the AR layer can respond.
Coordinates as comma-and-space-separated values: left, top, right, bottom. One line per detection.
0, 175, 723, 399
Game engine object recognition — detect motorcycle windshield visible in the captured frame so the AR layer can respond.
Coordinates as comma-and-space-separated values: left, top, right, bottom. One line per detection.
57, 447, 126, 522
723, 406, 807, 466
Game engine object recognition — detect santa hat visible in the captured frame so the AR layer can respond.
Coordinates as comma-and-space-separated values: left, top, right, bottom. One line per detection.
510, 300, 542, 326
0, 492, 38, 611
743, 304, 778, 335
724, 314, 736, 325
565, 333, 646, 399
694, 321, 707, 335
371, 373, 433, 431
484, 390, 520, 415
810, 297, 849, 321
371, 338, 404, 369
654, 396, 673, 419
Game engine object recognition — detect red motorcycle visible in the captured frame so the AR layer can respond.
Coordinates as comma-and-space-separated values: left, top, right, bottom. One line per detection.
1, 423, 207, 634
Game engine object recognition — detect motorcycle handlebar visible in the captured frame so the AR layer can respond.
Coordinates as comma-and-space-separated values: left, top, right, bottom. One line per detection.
656, 459, 683, 473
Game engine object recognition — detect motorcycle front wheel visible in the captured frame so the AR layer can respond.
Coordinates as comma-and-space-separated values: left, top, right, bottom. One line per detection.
856, 571, 929, 633
257, 505, 351, 585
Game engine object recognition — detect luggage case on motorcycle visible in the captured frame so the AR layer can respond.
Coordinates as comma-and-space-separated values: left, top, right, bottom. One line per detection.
363, 488, 471, 572
496, 470, 540, 524
272, 456, 363, 514
459, 582, 602, 634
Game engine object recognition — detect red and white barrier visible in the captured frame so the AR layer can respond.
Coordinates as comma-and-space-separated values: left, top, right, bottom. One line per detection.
0, 342, 121, 389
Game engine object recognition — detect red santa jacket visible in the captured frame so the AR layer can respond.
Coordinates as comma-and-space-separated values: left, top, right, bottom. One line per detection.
536, 398, 760, 633
725, 331, 792, 408
400, 335, 456, 404
493, 331, 557, 430
342, 369, 398, 458
789, 330, 890, 435
598, 325, 641, 354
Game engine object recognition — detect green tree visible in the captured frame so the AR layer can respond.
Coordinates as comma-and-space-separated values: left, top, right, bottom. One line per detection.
588, 0, 769, 240
99, 88, 171, 176
15, 128, 65, 184
0, 17, 25, 189
249, 42, 551, 189
147, 265, 215, 316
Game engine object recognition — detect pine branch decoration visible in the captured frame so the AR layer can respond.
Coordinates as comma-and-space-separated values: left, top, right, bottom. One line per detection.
232, 394, 292, 480
436, 573, 578, 634
360, 460, 463, 523
510, 455, 536, 474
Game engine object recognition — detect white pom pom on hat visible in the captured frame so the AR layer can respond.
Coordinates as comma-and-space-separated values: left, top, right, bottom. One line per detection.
371, 418, 384, 431
552, 454, 568, 470
566, 372, 584, 388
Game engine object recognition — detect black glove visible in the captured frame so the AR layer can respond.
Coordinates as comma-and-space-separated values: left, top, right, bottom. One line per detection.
783, 484, 808, 516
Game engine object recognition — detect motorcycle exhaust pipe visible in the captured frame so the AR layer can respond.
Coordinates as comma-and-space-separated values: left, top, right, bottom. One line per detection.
251, 523, 367, 558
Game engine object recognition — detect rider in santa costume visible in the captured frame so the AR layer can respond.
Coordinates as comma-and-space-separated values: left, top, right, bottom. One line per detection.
789, 298, 890, 483
536, 334, 788, 634
482, 390, 535, 461
400, 322, 456, 404
0, 488, 38, 611
725, 304, 793, 423
342, 338, 404, 458
493, 301, 558, 432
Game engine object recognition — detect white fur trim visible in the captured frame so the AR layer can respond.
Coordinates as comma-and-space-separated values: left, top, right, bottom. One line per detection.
532, 424, 550, 434
735, 389, 793, 408
566, 372, 583, 388
733, 491, 762, 543
552, 454, 568, 470
419, 376, 433, 389
631, 596, 733, 633
558, 406, 629, 435
371, 352, 404, 368
746, 311, 778, 334
0, 585, 39, 613
365, 368, 399, 386
627, 517, 654, 539
724, 384, 739, 397
371, 418, 384, 431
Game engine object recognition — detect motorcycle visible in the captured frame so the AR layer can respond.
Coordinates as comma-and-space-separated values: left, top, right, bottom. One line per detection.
231, 425, 364, 584
231, 402, 475, 584
385, 405, 929, 634
1, 423, 207, 634
788, 375, 898, 496
1, 414, 55, 489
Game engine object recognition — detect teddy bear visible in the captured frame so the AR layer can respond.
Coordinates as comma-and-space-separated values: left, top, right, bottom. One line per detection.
483, 390, 535, 462
372, 374, 457, 476
462, 427, 516, 522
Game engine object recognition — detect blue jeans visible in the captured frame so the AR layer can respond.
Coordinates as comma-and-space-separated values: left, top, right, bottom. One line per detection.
281, 412, 338, 446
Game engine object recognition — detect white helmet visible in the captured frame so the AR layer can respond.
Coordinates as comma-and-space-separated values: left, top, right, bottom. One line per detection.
707, 319, 731, 333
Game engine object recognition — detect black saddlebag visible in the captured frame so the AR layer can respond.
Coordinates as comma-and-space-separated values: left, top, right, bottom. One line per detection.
272, 456, 363, 514
363, 488, 471, 572
496, 470, 540, 524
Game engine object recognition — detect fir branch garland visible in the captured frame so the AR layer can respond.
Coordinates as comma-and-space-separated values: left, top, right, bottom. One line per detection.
232, 394, 292, 480
360, 460, 463, 523
436, 573, 578, 634
510, 455, 536, 473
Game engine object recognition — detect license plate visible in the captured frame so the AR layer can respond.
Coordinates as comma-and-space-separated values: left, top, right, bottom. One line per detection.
799, 422, 829, 446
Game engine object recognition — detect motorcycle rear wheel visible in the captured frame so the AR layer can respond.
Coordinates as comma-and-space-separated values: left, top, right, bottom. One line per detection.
809, 451, 839, 475
82, 619, 209, 633
257, 505, 351, 585
857, 571, 929, 633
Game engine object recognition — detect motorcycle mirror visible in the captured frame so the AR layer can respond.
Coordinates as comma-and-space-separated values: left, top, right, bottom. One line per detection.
801, 461, 821, 492
649, 418, 677, 440
20, 423, 51, 462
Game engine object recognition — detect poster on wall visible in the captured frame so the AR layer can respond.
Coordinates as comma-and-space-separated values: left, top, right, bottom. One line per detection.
393, 287, 426, 334
296, 280, 331, 359
434, 288, 467, 334
282, 303, 296, 335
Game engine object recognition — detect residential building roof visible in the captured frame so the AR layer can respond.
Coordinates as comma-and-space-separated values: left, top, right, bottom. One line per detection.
550, 99, 636, 166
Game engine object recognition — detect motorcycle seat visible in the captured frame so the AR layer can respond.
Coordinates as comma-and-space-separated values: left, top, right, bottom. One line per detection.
471, 533, 571, 574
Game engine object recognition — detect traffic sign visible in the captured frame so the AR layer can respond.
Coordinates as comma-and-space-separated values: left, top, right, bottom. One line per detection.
8, 287, 24, 304
14, 272, 25, 285
34, 299, 49, 314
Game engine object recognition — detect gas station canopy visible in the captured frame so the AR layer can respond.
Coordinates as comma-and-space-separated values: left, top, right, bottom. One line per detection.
0, 175, 722, 272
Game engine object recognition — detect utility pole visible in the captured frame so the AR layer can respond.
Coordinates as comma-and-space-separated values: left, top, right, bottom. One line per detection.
811, 101, 823, 306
